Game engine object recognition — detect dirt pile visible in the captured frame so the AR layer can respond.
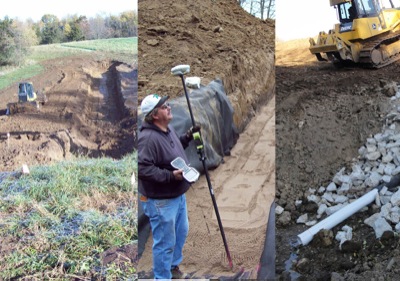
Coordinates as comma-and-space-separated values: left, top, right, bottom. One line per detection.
0, 56, 137, 171
276, 39, 400, 280
138, 0, 275, 131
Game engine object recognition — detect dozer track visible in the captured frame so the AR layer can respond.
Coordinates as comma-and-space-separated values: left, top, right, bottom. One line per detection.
359, 30, 400, 68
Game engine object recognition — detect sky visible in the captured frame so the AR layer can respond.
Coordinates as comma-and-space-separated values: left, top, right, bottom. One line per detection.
276, 0, 338, 41
0, 0, 137, 21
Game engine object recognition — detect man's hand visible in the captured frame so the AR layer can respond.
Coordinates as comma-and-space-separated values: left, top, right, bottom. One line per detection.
173, 169, 184, 181
186, 125, 201, 140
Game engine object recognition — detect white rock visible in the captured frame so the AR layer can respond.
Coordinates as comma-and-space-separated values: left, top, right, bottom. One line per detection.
308, 188, 316, 194
333, 167, 346, 184
382, 154, 394, 163
380, 203, 392, 220
317, 204, 328, 217
390, 189, 400, 206
358, 146, 367, 158
392, 166, 400, 175
376, 194, 382, 207
373, 217, 392, 238
382, 175, 392, 183
335, 195, 349, 204
364, 213, 382, 227
366, 151, 381, 161
366, 143, 377, 153
375, 164, 385, 175
305, 220, 317, 226
295, 200, 303, 207
337, 183, 350, 195
384, 163, 396, 175
380, 195, 392, 205
275, 205, 284, 215
396, 222, 400, 233
365, 172, 381, 187
307, 194, 320, 204
318, 186, 326, 194
322, 192, 334, 203
297, 213, 308, 224
390, 212, 400, 224
380, 186, 388, 196
335, 225, 353, 249
327, 182, 337, 192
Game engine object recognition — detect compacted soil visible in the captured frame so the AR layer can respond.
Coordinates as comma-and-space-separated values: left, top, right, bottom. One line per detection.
276, 39, 400, 280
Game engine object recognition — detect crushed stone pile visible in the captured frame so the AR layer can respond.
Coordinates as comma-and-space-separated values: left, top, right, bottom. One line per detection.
277, 82, 400, 244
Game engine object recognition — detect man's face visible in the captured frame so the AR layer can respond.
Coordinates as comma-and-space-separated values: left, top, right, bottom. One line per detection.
153, 102, 172, 123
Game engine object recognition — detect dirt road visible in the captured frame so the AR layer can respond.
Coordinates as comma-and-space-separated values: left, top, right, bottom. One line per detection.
0, 55, 137, 171
276, 39, 400, 280
138, 96, 275, 278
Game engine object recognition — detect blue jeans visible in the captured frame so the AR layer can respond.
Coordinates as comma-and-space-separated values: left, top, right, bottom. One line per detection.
142, 194, 189, 279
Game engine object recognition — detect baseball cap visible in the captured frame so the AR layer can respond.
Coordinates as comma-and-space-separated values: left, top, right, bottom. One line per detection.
141, 94, 169, 116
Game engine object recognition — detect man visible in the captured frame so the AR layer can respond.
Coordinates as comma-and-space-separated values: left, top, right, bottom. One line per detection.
138, 93, 198, 279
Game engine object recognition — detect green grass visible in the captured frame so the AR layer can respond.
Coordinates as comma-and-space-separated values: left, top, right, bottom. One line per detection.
0, 152, 138, 280
0, 37, 137, 91
61, 37, 137, 54
0, 64, 44, 89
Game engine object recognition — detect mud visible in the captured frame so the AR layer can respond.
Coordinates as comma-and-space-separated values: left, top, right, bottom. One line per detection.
276, 39, 400, 280
0, 55, 137, 172
137, 0, 275, 278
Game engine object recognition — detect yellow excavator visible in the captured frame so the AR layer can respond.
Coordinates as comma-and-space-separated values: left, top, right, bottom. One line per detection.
6, 82, 47, 115
309, 0, 400, 68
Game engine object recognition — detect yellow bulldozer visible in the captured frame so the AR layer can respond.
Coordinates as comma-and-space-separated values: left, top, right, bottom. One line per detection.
309, 0, 400, 68
6, 82, 48, 115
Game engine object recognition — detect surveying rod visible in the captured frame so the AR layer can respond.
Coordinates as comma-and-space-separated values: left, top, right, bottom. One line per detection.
171, 65, 233, 269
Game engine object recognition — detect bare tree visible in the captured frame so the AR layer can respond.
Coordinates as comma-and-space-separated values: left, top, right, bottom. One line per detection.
239, 0, 275, 20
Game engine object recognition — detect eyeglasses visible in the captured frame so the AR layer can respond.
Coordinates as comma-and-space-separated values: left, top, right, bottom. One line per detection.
159, 103, 170, 110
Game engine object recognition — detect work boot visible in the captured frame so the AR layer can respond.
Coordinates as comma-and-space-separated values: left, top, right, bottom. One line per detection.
171, 266, 184, 279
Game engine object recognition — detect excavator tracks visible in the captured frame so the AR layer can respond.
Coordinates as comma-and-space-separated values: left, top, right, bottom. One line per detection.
359, 30, 400, 68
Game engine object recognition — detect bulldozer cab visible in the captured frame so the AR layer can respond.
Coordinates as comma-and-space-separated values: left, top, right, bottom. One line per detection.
334, 0, 379, 23
18, 82, 36, 103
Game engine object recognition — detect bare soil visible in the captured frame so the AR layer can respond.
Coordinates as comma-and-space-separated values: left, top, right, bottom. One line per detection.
276, 39, 400, 280
137, 0, 275, 278
0, 55, 137, 172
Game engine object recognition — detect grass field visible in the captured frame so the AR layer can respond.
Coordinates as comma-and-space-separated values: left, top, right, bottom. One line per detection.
0, 153, 137, 280
0, 37, 137, 91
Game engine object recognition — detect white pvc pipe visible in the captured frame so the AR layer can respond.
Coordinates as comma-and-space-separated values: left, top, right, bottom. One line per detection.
297, 188, 378, 246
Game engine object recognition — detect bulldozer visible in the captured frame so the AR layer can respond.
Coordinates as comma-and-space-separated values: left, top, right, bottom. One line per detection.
6, 82, 47, 115
309, 0, 400, 68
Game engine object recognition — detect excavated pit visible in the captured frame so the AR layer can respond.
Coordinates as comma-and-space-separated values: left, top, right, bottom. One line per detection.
0, 57, 137, 172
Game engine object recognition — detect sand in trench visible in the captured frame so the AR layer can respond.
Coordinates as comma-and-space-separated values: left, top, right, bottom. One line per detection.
138, 96, 275, 278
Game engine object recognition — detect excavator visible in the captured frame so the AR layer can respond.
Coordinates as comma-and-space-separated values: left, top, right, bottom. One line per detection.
6, 82, 47, 115
309, 0, 400, 68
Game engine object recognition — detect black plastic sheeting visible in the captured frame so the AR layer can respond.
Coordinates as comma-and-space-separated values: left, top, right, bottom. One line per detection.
138, 79, 239, 259
257, 201, 276, 280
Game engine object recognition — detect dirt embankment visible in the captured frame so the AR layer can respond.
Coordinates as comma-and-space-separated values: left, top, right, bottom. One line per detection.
138, 0, 275, 132
276, 39, 400, 280
0, 56, 137, 172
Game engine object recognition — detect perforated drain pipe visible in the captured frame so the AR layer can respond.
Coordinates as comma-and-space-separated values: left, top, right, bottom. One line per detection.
297, 188, 378, 246
297, 174, 400, 246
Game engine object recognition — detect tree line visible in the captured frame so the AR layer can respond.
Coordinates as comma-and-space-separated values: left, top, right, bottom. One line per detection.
238, 0, 275, 20
0, 11, 137, 66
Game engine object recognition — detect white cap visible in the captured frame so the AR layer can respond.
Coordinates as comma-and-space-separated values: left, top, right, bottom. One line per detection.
141, 94, 169, 116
